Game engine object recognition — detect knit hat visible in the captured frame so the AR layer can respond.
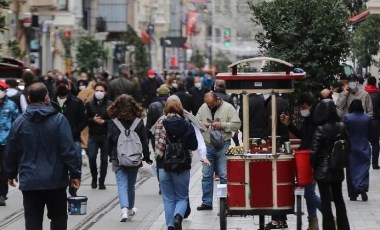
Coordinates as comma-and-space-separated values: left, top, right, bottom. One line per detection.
0, 81, 8, 89
156, 84, 170, 95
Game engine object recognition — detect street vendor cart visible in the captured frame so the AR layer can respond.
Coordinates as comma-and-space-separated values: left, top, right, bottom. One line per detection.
215, 57, 306, 230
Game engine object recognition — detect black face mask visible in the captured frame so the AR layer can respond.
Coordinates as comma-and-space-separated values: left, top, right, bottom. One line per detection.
56, 86, 68, 97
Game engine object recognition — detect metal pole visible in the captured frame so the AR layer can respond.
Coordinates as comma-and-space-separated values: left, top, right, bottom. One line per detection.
271, 93, 277, 154
242, 93, 249, 152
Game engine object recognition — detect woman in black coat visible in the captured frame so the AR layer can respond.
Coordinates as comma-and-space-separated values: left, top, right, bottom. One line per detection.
311, 99, 350, 230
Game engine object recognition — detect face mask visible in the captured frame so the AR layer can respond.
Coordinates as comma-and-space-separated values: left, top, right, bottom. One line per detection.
172, 83, 178, 88
79, 85, 86, 91
300, 109, 310, 117
57, 97, 67, 107
348, 82, 357, 90
0, 90, 5, 99
194, 83, 201, 89
56, 86, 68, 97
95, 91, 105, 100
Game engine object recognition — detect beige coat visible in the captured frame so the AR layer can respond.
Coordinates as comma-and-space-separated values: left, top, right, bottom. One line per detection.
77, 81, 95, 149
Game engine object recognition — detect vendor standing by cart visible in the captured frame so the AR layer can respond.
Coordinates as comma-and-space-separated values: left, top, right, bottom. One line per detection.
280, 93, 321, 230
196, 92, 241, 211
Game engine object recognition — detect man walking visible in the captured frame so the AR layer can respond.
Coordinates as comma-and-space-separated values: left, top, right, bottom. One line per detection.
0, 81, 19, 206
4, 82, 81, 230
196, 92, 241, 210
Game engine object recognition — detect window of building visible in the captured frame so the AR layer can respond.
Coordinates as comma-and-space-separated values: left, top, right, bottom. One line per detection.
215, 0, 222, 12
224, 0, 231, 13
58, 0, 67, 10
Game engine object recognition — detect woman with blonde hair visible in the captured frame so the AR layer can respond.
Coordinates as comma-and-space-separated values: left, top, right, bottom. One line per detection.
107, 94, 152, 222
154, 96, 198, 230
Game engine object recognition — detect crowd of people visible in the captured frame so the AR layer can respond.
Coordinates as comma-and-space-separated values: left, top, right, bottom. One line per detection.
0, 65, 379, 230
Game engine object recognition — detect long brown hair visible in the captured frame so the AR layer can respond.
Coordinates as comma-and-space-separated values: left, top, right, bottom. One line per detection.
107, 94, 144, 120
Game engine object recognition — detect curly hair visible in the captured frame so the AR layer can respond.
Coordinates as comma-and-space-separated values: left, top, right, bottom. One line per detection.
107, 94, 144, 120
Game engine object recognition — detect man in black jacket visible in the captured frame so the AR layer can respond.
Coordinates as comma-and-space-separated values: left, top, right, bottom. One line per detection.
51, 79, 87, 195
146, 84, 171, 150
108, 65, 138, 101
85, 82, 112, 189
174, 81, 193, 112
188, 76, 209, 115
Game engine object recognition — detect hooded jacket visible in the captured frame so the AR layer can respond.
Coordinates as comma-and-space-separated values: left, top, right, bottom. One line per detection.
155, 114, 198, 170
4, 104, 81, 191
0, 97, 19, 146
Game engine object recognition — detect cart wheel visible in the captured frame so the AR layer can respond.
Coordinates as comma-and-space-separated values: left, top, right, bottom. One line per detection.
219, 197, 227, 230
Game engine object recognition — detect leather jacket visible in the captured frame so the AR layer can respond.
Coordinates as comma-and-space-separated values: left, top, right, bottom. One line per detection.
311, 122, 349, 183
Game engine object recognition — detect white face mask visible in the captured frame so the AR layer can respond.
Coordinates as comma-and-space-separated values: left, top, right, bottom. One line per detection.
172, 83, 178, 88
194, 82, 202, 89
348, 82, 357, 90
300, 109, 310, 117
57, 97, 67, 107
95, 91, 105, 100
79, 85, 86, 91
0, 90, 5, 99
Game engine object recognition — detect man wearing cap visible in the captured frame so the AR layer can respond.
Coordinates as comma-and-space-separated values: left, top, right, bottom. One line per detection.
336, 73, 373, 117
51, 79, 86, 195
146, 84, 171, 150
141, 69, 164, 108
0, 81, 19, 206
109, 64, 138, 101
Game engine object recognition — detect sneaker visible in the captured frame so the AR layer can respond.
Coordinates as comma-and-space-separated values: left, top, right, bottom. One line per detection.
174, 214, 183, 230
128, 207, 137, 221
196, 204, 212, 211
98, 184, 106, 190
264, 222, 281, 229
361, 191, 368, 201
279, 222, 288, 229
0, 196, 6, 206
120, 209, 128, 222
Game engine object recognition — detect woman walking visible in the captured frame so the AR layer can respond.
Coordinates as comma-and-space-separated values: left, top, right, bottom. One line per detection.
311, 99, 350, 230
107, 95, 152, 222
154, 97, 198, 230
344, 99, 371, 201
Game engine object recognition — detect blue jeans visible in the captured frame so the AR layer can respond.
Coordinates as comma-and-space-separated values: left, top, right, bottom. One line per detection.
115, 167, 139, 209
201, 142, 229, 206
304, 181, 321, 217
159, 168, 190, 227
87, 135, 108, 182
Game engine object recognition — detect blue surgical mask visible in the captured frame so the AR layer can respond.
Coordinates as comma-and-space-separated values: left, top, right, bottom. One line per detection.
194, 83, 201, 89
348, 82, 357, 90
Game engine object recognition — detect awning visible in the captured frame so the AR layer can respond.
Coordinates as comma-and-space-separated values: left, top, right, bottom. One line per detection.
349, 10, 370, 24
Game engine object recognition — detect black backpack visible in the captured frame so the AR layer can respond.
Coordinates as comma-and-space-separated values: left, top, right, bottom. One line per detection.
329, 133, 350, 170
163, 137, 187, 173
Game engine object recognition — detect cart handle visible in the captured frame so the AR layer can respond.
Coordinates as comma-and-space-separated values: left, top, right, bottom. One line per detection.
228, 57, 294, 75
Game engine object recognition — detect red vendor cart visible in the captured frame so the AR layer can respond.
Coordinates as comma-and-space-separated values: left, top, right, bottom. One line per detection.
215, 57, 306, 230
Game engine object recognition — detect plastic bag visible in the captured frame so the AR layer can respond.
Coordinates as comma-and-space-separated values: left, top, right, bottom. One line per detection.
139, 161, 157, 177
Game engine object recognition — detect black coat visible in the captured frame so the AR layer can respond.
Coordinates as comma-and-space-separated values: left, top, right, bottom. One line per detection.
239, 94, 267, 138
311, 122, 349, 183
51, 94, 87, 141
287, 115, 315, 149
146, 100, 166, 132
189, 86, 209, 115
175, 91, 193, 112
85, 97, 112, 136
141, 76, 164, 107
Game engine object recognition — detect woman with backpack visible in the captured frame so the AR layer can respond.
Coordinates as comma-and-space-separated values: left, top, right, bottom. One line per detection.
154, 96, 198, 230
107, 94, 152, 222
311, 99, 350, 230
344, 99, 371, 201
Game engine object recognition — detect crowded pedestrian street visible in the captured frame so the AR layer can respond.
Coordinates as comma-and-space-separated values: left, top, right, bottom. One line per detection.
1, 149, 380, 230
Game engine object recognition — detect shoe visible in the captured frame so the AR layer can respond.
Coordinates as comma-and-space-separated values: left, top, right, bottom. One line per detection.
91, 178, 97, 189
98, 184, 106, 190
361, 191, 368, 201
197, 204, 212, 211
128, 207, 137, 221
168, 227, 175, 230
0, 196, 6, 206
279, 222, 288, 229
349, 197, 357, 201
174, 214, 183, 230
264, 222, 281, 229
307, 216, 319, 230
120, 208, 128, 222
373, 165, 380, 170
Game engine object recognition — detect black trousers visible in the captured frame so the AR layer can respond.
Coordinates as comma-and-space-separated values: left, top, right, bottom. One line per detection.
317, 180, 350, 230
369, 119, 380, 167
22, 188, 68, 230
0, 145, 8, 197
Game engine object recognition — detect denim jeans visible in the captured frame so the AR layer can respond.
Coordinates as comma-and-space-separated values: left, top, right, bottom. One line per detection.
115, 167, 139, 209
159, 168, 190, 227
304, 180, 321, 217
22, 188, 68, 230
201, 142, 229, 206
87, 135, 108, 182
